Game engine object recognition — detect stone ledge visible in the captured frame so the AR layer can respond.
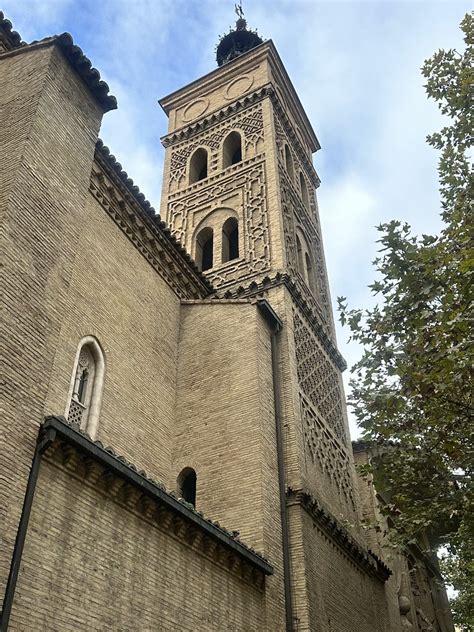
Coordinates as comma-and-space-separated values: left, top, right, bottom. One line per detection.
288, 487, 392, 583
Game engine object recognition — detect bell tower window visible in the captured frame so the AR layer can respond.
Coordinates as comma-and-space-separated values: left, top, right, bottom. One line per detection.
189, 148, 208, 184
222, 217, 239, 262
300, 172, 310, 208
195, 227, 214, 271
222, 131, 242, 168
285, 144, 294, 181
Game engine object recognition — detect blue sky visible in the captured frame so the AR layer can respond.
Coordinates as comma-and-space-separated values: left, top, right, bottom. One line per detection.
4, 0, 469, 436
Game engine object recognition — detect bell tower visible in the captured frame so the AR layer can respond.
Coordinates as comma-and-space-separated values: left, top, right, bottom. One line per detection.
160, 12, 389, 631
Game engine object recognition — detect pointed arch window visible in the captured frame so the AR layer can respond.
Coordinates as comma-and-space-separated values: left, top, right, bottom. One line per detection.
222, 131, 242, 169
285, 144, 294, 181
222, 217, 239, 263
189, 148, 208, 184
67, 337, 105, 437
195, 227, 214, 271
300, 172, 310, 208
177, 467, 197, 507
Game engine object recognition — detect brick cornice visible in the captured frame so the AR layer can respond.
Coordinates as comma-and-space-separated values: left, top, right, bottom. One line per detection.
90, 140, 213, 299
160, 86, 271, 148
41, 416, 272, 585
287, 487, 392, 583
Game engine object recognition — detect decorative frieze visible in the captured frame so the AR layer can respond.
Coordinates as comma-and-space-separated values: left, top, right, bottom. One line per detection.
167, 103, 264, 191
293, 309, 347, 444
90, 141, 213, 300
300, 394, 355, 509
167, 160, 271, 287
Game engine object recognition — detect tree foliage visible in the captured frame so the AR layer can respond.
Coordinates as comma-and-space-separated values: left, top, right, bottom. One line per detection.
338, 13, 473, 628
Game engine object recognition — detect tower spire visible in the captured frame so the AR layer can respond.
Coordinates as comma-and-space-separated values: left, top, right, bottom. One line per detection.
216, 3, 263, 67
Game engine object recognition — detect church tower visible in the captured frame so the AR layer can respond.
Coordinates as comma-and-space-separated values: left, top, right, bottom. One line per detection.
160, 12, 390, 631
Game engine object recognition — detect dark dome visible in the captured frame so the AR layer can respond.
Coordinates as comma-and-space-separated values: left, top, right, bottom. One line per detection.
216, 17, 263, 67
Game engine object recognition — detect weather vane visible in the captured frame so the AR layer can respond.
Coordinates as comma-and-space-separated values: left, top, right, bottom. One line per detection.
235, 1, 244, 20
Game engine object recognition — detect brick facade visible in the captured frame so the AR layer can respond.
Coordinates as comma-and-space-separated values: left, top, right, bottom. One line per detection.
0, 12, 453, 631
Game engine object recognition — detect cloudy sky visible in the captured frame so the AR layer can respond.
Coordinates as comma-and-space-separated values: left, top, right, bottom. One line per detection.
4, 0, 469, 436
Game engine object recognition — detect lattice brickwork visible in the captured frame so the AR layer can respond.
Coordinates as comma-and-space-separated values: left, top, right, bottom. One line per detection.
293, 310, 347, 443
300, 394, 355, 509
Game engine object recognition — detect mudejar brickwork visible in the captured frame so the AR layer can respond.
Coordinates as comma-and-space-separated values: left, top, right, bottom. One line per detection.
0, 10, 454, 632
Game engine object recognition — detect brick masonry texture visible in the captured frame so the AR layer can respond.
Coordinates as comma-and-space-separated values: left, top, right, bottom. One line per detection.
1, 19, 454, 632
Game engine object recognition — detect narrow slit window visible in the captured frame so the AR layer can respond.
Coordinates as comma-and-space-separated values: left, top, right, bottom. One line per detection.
189, 148, 208, 184
222, 131, 242, 169
222, 217, 239, 263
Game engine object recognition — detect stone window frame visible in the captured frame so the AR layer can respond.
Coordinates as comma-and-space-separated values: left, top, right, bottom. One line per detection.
65, 335, 105, 438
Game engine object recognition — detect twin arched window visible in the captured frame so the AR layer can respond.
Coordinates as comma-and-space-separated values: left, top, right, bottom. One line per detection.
188, 132, 242, 186
195, 216, 239, 272
66, 336, 105, 437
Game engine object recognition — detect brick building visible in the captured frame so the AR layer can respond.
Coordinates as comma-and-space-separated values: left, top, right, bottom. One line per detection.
0, 10, 453, 631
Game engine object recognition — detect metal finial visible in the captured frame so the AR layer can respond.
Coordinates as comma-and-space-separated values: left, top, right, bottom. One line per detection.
235, 1, 244, 20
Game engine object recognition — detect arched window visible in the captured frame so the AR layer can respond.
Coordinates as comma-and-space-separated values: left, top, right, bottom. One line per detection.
66, 337, 105, 437
195, 227, 213, 271
296, 234, 305, 280
222, 217, 239, 263
299, 172, 310, 208
305, 252, 317, 295
285, 144, 294, 181
222, 131, 242, 168
177, 467, 197, 506
189, 148, 208, 184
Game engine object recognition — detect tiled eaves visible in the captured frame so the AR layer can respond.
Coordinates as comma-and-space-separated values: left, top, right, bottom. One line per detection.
0, 11, 24, 50
218, 273, 347, 372
0, 21, 117, 112
288, 487, 392, 583
28, 33, 117, 112
41, 416, 273, 579
94, 139, 214, 296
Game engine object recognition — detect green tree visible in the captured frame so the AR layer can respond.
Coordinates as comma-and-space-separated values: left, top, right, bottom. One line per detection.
338, 13, 473, 629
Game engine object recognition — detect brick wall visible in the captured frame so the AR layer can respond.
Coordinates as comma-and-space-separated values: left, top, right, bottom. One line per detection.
174, 301, 286, 628
1, 42, 104, 596
10, 458, 265, 631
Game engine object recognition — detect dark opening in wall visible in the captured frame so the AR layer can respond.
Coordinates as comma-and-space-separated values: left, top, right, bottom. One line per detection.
222, 217, 239, 262
195, 227, 214, 271
285, 144, 294, 181
223, 131, 242, 168
300, 171, 310, 208
177, 467, 197, 506
189, 148, 208, 183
